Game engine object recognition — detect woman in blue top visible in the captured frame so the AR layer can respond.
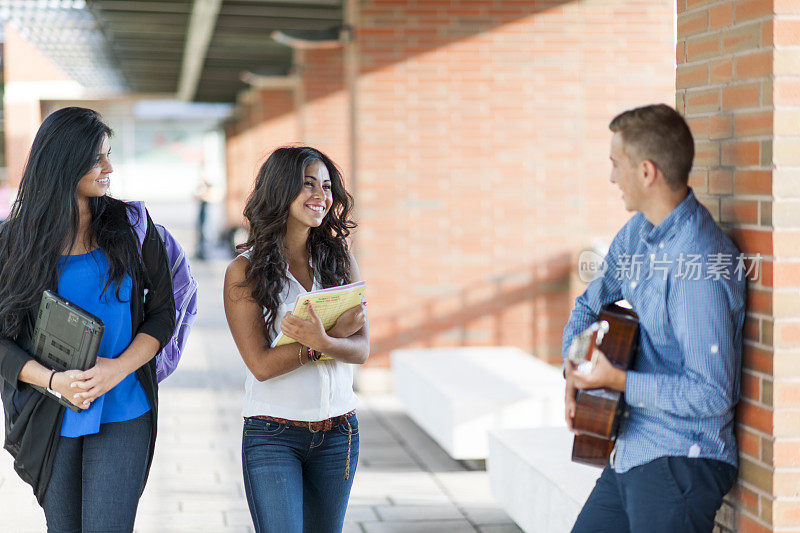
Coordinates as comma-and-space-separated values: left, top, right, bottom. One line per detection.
0, 107, 175, 531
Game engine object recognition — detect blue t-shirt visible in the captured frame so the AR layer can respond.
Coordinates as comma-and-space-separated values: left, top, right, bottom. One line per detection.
57, 248, 151, 438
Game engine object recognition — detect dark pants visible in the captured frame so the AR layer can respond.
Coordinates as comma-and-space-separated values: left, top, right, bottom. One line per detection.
242, 414, 359, 533
42, 411, 152, 533
572, 456, 737, 533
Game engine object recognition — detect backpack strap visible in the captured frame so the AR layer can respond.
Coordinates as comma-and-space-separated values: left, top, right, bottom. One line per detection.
126, 200, 198, 383
127, 201, 148, 249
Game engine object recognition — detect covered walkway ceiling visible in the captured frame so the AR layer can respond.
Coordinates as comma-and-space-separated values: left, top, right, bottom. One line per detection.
1, 0, 344, 103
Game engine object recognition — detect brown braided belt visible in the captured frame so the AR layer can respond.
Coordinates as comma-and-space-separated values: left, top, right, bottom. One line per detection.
248, 410, 357, 480
250, 410, 356, 433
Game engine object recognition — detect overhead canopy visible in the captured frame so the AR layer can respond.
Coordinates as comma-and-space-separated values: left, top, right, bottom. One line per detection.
0, 0, 344, 102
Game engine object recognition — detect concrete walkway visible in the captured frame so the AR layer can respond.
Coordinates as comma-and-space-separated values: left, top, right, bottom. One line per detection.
0, 256, 521, 532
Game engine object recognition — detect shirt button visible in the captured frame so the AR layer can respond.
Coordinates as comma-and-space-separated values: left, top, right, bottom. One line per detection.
638, 403, 644, 407
659, 242, 665, 249
711, 344, 719, 354
630, 281, 637, 289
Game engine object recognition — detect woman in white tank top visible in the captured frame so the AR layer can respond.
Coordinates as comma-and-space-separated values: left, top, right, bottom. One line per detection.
223, 146, 369, 533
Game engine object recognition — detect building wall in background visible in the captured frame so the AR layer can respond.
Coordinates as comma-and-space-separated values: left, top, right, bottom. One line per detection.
3, 23, 74, 188
225, 0, 676, 364
676, 0, 800, 531
357, 0, 675, 363
3, 25, 229, 206
224, 87, 297, 229
302, 48, 350, 174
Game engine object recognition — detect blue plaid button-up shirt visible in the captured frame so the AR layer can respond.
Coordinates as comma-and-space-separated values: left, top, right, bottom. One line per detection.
563, 190, 746, 473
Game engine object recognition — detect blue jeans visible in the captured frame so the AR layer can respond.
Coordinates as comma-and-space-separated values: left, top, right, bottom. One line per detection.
242, 413, 359, 533
572, 456, 737, 533
42, 411, 152, 533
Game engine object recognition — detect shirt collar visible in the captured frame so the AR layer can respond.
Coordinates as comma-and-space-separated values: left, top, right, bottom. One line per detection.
642, 188, 697, 247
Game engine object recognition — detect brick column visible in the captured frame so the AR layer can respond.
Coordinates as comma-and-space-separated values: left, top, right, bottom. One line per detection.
677, 1, 800, 531
224, 88, 297, 229
301, 48, 350, 178
770, 1, 800, 529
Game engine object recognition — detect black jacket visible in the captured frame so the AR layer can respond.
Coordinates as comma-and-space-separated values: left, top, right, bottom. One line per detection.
0, 204, 175, 503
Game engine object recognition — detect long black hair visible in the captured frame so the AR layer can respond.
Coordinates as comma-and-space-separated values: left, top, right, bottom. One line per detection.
238, 146, 356, 330
0, 107, 142, 338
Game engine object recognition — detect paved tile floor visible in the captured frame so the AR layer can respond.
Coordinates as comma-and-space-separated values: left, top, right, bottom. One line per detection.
0, 255, 522, 532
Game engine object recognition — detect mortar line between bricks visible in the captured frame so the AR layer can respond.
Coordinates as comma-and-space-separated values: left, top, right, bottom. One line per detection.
369, 404, 482, 532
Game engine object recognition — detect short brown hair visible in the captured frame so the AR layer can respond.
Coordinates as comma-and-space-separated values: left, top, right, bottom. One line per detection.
609, 104, 694, 190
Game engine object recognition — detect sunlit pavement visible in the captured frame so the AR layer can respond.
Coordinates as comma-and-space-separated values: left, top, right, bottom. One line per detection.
0, 202, 521, 532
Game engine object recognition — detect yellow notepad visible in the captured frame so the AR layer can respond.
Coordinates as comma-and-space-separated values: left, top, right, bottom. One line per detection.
270, 281, 367, 357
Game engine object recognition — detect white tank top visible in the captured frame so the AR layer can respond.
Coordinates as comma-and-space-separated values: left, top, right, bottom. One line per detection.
238, 249, 359, 421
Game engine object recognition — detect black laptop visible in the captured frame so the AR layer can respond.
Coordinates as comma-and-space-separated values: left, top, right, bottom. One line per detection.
30, 290, 104, 412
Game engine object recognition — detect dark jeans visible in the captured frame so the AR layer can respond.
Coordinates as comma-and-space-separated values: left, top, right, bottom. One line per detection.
42, 411, 152, 533
242, 413, 359, 533
572, 456, 737, 533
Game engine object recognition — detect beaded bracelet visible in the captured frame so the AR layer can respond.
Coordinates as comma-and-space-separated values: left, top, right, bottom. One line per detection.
308, 347, 322, 362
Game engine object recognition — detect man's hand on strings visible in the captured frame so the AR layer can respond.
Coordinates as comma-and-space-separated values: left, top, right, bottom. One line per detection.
566, 348, 627, 392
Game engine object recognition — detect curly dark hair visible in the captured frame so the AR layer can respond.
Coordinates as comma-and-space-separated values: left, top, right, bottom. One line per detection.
0, 107, 143, 338
237, 146, 356, 332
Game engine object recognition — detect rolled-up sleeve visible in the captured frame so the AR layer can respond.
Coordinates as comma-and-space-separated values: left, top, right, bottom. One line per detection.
137, 213, 176, 349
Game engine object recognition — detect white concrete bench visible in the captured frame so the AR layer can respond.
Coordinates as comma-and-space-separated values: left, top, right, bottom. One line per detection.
488, 427, 600, 533
390, 347, 565, 460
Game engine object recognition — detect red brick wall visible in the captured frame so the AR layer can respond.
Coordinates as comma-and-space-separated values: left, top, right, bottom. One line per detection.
302, 48, 351, 177
677, 0, 800, 531
356, 0, 675, 363
224, 0, 676, 365
224, 89, 297, 228
224, 48, 351, 229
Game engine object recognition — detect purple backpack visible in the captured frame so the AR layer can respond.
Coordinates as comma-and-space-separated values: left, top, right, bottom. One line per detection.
128, 201, 198, 382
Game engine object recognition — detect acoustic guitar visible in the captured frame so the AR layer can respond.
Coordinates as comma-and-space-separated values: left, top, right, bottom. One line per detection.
567, 303, 639, 467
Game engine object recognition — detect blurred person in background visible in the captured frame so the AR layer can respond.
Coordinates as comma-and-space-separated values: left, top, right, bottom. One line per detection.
0, 107, 175, 532
223, 146, 368, 533
194, 171, 213, 260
